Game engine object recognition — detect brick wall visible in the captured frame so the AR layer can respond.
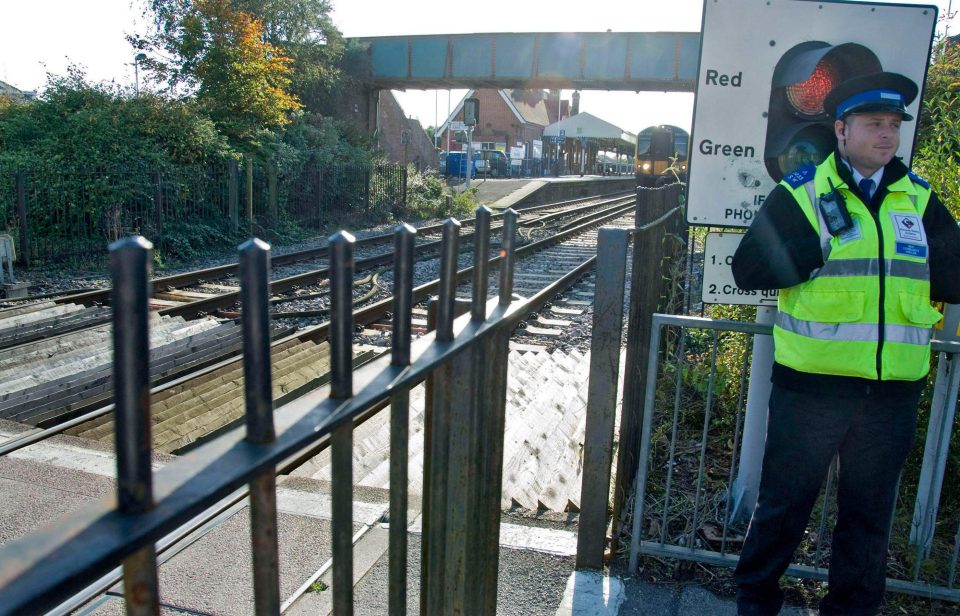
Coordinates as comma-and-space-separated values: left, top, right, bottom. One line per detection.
377, 91, 439, 171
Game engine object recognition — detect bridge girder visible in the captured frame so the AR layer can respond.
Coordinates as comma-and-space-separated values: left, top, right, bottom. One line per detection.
357, 32, 700, 92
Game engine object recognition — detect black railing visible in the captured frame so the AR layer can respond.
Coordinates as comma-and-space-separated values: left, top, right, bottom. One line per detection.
0, 207, 605, 614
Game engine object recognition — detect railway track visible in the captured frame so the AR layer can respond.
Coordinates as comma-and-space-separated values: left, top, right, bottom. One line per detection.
0, 192, 632, 360
3, 191, 630, 308
0, 198, 635, 457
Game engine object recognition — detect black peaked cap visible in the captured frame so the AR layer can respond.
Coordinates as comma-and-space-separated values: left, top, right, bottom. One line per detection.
824, 71, 919, 120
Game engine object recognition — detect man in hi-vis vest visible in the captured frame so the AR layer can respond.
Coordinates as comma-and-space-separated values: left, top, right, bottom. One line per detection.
731, 72, 960, 616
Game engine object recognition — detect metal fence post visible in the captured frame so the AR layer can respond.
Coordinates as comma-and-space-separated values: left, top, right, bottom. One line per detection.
229, 160, 239, 233
316, 165, 324, 229
267, 160, 278, 223
239, 238, 281, 615
479, 208, 518, 614
246, 157, 254, 233
110, 236, 159, 615
364, 167, 371, 214
153, 170, 163, 240
329, 230, 356, 616
423, 218, 462, 614
389, 224, 416, 616
611, 184, 681, 547
576, 227, 630, 569
15, 172, 30, 268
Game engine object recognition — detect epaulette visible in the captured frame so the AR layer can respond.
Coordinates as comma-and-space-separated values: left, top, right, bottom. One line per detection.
782, 164, 815, 189
908, 170, 930, 189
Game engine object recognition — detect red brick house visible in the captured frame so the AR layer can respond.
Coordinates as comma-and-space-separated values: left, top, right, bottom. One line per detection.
436, 89, 570, 162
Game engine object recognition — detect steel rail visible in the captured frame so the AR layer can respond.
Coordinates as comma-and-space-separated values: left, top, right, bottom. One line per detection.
0, 203, 635, 459
42, 191, 632, 309
155, 195, 634, 320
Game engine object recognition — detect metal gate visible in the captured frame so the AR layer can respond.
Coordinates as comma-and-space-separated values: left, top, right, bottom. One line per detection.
621, 312, 960, 601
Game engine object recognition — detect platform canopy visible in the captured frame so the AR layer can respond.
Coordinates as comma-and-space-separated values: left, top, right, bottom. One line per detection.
543, 113, 636, 150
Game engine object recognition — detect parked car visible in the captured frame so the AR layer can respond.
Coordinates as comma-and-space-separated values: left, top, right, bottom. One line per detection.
475, 150, 509, 177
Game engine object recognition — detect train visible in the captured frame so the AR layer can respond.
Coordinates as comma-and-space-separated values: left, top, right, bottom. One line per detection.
634, 124, 689, 187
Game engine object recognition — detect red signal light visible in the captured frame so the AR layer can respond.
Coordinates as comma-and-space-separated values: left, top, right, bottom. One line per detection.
764, 42, 882, 181
786, 60, 840, 116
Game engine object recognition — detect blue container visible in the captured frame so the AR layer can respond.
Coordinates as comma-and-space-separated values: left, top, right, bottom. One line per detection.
445, 152, 477, 178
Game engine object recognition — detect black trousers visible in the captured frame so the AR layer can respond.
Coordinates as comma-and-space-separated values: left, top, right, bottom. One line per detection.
734, 384, 920, 616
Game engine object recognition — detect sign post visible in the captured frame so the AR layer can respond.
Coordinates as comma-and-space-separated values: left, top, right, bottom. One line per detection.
463, 98, 480, 188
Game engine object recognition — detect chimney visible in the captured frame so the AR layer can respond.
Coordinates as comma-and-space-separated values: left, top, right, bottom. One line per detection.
571, 91, 580, 116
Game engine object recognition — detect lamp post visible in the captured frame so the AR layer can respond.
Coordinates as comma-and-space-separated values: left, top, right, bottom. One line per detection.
134, 53, 147, 97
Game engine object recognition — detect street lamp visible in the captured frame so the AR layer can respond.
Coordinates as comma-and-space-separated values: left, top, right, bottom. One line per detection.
134, 53, 147, 97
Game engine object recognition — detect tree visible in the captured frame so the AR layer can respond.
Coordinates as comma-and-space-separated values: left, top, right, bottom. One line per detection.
131, 0, 301, 144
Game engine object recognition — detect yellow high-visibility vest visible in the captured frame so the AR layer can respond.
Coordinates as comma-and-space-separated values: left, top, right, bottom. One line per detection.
775, 154, 942, 381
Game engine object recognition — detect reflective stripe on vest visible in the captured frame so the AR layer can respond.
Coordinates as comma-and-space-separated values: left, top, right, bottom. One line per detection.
814, 258, 929, 280
775, 311, 934, 345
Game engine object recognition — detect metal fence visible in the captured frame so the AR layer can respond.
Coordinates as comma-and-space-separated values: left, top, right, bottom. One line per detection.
0, 208, 619, 614
614, 304, 960, 601
0, 159, 407, 265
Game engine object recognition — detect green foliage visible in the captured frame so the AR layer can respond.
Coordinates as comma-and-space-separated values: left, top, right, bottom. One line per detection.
132, 0, 302, 146
157, 219, 239, 262
915, 37, 960, 219
404, 168, 478, 221
0, 67, 233, 170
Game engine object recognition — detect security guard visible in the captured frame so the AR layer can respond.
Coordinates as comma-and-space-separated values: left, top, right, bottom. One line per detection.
731, 72, 960, 616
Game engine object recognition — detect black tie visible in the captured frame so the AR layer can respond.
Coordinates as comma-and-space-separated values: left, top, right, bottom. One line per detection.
859, 178, 874, 202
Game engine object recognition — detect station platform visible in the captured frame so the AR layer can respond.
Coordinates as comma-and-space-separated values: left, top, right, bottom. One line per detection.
455, 174, 635, 211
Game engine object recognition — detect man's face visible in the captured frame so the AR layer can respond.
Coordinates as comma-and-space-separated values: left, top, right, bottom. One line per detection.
834, 112, 903, 176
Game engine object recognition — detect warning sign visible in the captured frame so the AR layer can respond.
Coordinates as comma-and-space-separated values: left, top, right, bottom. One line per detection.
687, 0, 936, 228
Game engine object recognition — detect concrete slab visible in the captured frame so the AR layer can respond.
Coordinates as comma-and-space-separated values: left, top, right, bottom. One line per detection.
555, 570, 626, 615
85, 595, 185, 615
490, 180, 548, 209
334, 534, 575, 616
616, 576, 819, 615
148, 508, 354, 615
0, 474, 99, 547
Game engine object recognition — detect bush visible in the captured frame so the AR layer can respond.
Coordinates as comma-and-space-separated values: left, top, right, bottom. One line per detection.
404, 167, 477, 221
914, 37, 960, 219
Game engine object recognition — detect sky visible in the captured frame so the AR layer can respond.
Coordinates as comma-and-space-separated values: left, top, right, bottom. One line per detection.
1, 0, 956, 134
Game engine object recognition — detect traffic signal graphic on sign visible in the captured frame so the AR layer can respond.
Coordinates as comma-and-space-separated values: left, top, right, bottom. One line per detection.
764, 42, 882, 182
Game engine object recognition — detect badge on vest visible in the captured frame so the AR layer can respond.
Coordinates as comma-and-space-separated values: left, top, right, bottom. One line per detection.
890, 212, 928, 258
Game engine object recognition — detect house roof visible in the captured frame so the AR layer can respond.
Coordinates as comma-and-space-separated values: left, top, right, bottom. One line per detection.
542, 112, 636, 146
438, 89, 558, 135
500, 91, 551, 126
437, 89, 476, 135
